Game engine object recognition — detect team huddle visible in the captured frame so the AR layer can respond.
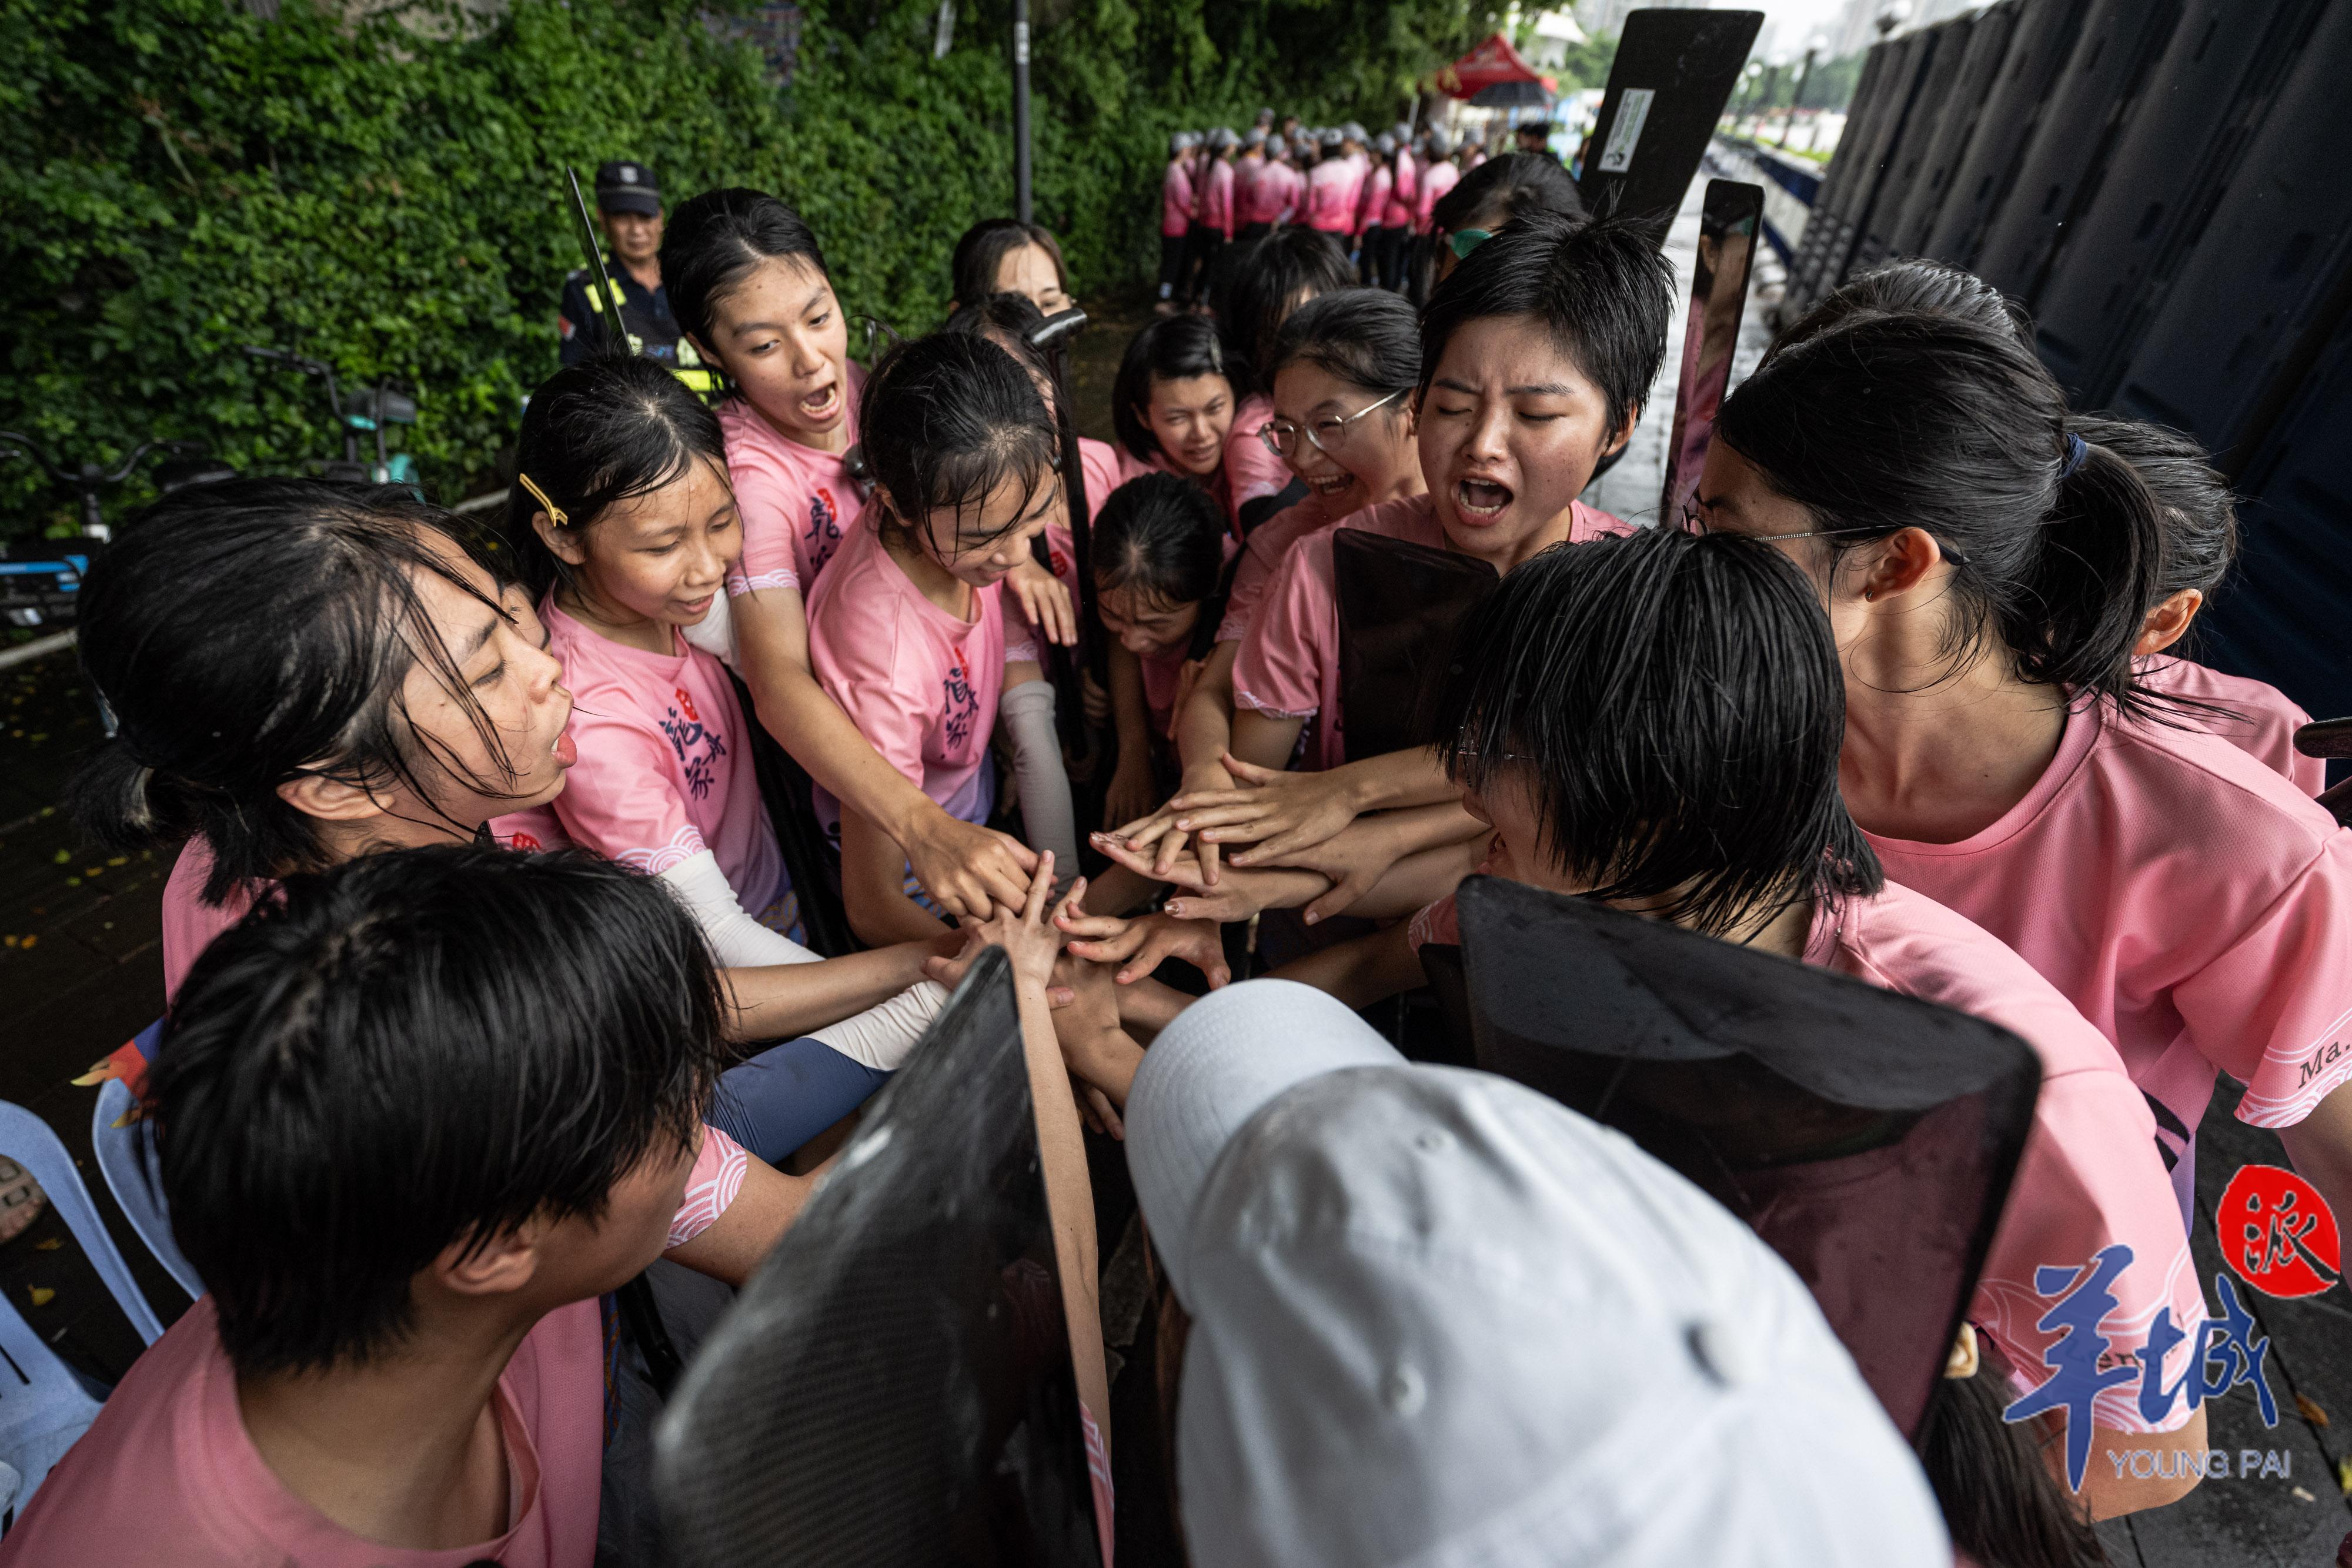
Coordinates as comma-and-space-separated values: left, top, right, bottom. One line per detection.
5, 121, 2350, 1567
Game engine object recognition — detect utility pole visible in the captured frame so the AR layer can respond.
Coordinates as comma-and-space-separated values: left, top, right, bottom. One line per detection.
1013, 0, 1034, 222
1779, 46, 1817, 149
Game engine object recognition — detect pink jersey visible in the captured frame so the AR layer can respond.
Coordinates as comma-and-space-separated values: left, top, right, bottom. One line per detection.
1162, 159, 1195, 238
1803, 881, 2205, 1430
1383, 152, 1418, 229
718, 370, 864, 596
0, 1296, 604, 1568
1275, 161, 1306, 225
1234, 493, 1629, 770
2137, 654, 2324, 795
544, 600, 784, 910
1304, 160, 1357, 233
806, 509, 1020, 828
1215, 492, 1348, 646
1865, 698, 2352, 1141
1356, 166, 1392, 236
1240, 156, 1287, 226
1222, 394, 1294, 534
160, 810, 572, 1004
1415, 161, 1459, 234
1201, 159, 1236, 238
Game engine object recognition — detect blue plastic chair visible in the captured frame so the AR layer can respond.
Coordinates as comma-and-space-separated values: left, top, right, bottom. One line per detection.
91, 1078, 201, 1307
0, 1097, 172, 1523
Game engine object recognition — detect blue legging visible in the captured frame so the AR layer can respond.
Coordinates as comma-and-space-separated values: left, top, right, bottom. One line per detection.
709, 1038, 890, 1165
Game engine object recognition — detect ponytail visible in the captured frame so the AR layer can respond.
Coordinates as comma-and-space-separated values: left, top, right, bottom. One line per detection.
1716, 310, 2165, 713
2026, 434, 2166, 698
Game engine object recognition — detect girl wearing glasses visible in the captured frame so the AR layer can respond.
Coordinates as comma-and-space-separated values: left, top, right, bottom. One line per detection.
1210, 229, 1355, 535
1702, 306, 2352, 1236
1108, 289, 1426, 879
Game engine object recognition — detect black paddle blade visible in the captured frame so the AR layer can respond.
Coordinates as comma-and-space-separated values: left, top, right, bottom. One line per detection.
1451, 875, 2039, 1436
654, 948, 1107, 1568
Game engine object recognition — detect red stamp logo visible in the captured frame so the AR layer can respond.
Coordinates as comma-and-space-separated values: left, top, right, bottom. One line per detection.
2218, 1164, 2341, 1298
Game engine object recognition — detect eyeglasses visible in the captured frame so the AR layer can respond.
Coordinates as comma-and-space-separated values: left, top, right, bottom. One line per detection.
1676, 496, 1883, 546
1449, 229, 1493, 260
1257, 387, 1408, 461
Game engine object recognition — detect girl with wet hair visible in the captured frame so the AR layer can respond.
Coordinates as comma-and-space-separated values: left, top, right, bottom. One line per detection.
1704, 306, 2352, 1233
806, 333, 1069, 944
948, 218, 1073, 317
1292, 525, 2208, 1542
662, 188, 1053, 927
1425, 152, 1586, 285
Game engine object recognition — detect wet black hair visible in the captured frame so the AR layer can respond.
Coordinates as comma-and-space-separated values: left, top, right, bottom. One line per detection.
1435, 526, 1882, 939
1093, 470, 1227, 613
69, 479, 517, 904
1112, 315, 1235, 464
1916, 1335, 2107, 1568
505, 356, 730, 602
1417, 209, 1675, 446
1210, 229, 1353, 387
1429, 152, 1586, 236
1265, 287, 1421, 400
1715, 311, 2169, 711
150, 844, 729, 1377
1765, 256, 2027, 365
950, 219, 1068, 311
661, 188, 831, 355
2070, 414, 2237, 604
860, 332, 1058, 554
942, 292, 1055, 399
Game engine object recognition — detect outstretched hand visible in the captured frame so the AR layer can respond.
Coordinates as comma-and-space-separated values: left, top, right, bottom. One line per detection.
1055, 906, 1231, 988
1162, 751, 1363, 864
921, 857, 1086, 1002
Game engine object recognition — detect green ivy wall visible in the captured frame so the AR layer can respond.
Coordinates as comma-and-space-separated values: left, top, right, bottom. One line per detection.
0, 0, 1499, 536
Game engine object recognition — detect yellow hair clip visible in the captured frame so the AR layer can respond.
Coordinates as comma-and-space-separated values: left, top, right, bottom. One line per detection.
518, 472, 568, 528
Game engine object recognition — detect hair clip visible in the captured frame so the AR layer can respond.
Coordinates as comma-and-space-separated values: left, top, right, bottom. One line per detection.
519, 472, 568, 528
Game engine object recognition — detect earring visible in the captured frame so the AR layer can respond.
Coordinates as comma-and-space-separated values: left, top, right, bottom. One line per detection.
1864, 589, 1875, 603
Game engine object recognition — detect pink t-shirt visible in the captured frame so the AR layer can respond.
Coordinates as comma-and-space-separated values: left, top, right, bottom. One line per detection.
1355, 166, 1392, 235
1234, 493, 1629, 770
1222, 394, 1294, 534
544, 600, 784, 910
1162, 159, 1195, 238
0, 1297, 604, 1568
806, 509, 1017, 828
1405, 881, 2205, 1431
2137, 654, 2324, 795
1415, 161, 1459, 233
1865, 698, 2352, 1138
1304, 160, 1356, 233
1384, 152, 1418, 229
1240, 156, 1286, 226
717, 372, 865, 596
1215, 492, 1348, 645
1274, 162, 1305, 226
1202, 160, 1236, 238
159, 810, 573, 1003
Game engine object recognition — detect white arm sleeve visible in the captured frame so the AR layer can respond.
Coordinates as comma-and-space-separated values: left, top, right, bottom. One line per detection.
659, 848, 820, 969
679, 591, 739, 668
659, 848, 947, 1071
1000, 678, 1081, 875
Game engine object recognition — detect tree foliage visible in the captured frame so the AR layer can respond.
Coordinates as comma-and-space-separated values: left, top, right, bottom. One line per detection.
0, 0, 1501, 536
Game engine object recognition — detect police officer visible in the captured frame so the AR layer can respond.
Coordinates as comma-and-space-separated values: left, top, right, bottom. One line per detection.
557, 161, 717, 397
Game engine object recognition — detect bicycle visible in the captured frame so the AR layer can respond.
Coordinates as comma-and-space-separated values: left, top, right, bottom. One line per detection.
243, 347, 421, 490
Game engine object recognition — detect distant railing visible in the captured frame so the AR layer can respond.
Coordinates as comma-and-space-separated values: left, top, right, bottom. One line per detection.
1706, 135, 1820, 266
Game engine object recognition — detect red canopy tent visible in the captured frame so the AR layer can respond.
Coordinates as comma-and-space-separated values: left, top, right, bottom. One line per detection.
1434, 32, 1558, 102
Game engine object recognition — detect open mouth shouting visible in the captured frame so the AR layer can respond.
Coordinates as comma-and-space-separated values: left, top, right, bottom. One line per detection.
1456, 476, 1514, 519
797, 378, 843, 424
1304, 470, 1356, 499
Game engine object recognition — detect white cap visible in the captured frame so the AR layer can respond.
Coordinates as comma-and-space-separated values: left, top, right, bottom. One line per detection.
1127, 980, 1950, 1568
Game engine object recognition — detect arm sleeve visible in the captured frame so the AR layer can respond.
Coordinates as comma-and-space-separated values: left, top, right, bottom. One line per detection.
667, 1125, 750, 1249
1000, 678, 1081, 875
662, 848, 826, 969
724, 455, 808, 599
807, 978, 950, 1071
2176, 833, 2352, 1127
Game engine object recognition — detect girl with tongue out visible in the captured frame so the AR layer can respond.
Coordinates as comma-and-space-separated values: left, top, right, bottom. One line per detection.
663, 189, 1057, 930
1100, 212, 1672, 911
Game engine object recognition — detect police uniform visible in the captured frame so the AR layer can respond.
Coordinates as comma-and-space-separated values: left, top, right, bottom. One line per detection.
557, 162, 719, 399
